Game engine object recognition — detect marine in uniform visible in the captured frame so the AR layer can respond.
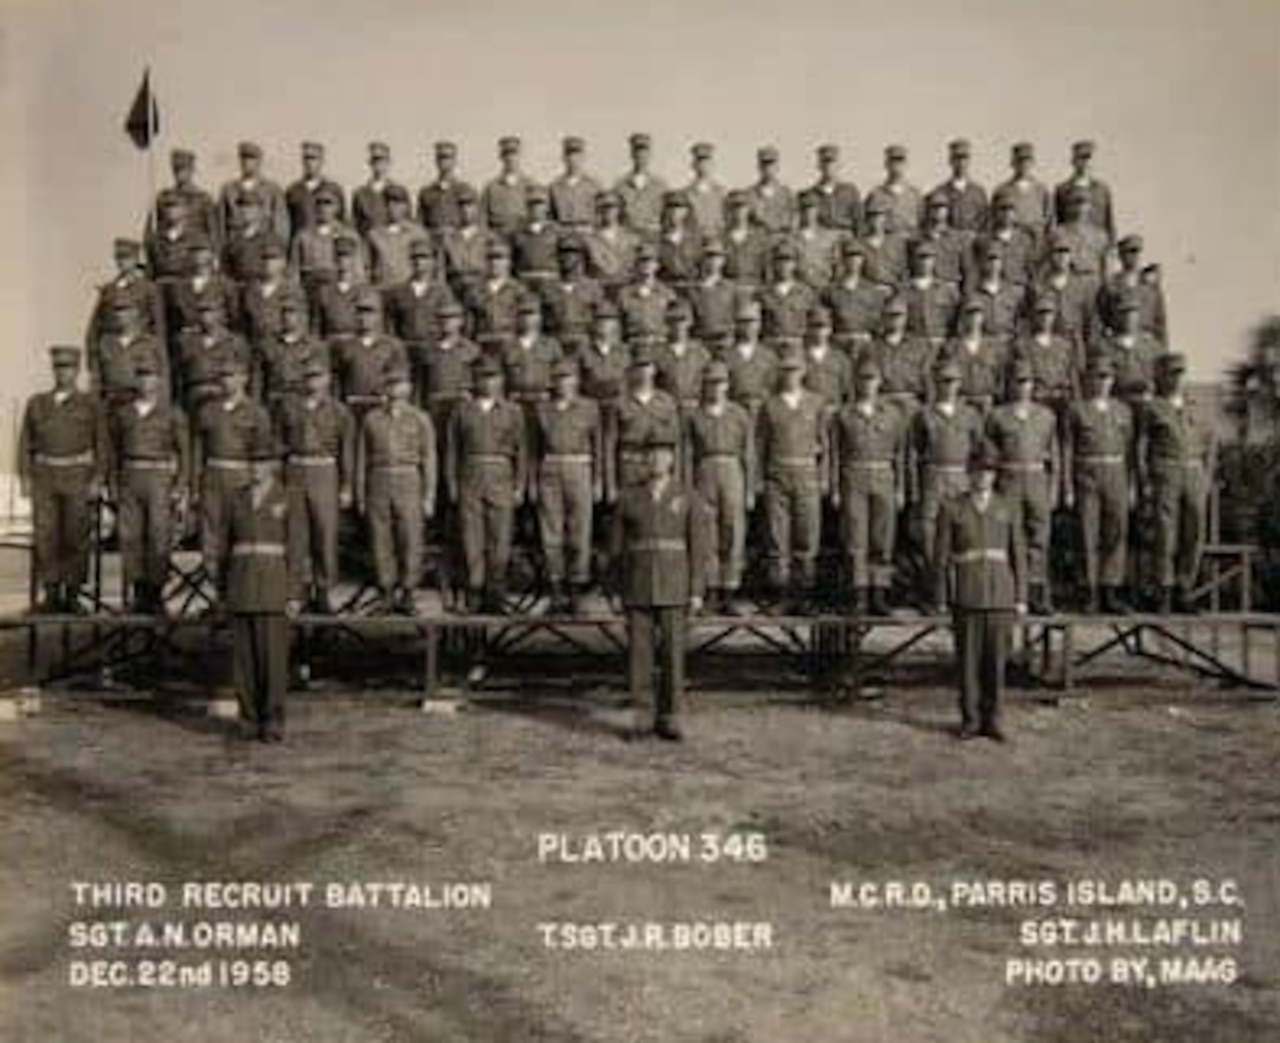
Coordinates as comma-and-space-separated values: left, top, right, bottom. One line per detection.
965, 240, 1025, 345
858, 196, 910, 289
481, 136, 540, 239
721, 190, 770, 288
146, 191, 202, 286
789, 190, 844, 290
532, 359, 601, 612
685, 362, 754, 614
218, 141, 289, 245
176, 300, 252, 419
683, 142, 726, 238
549, 136, 602, 231
724, 300, 779, 440
1138, 353, 1215, 613
439, 185, 495, 301
277, 356, 354, 614
238, 239, 301, 352
577, 303, 632, 511
110, 360, 188, 613
352, 141, 406, 238
653, 298, 710, 412
18, 347, 104, 613
1089, 297, 1165, 405
984, 359, 1060, 613
583, 190, 641, 293
912, 193, 973, 287
446, 356, 528, 613
1014, 297, 1081, 423
977, 196, 1039, 288
686, 240, 738, 352
832, 357, 906, 614
85, 238, 166, 351
932, 443, 1027, 741
615, 347, 681, 494
759, 352, 828, 611
166, 236, 239, 350
609, 433, 710, 741
745, 145, 796, 235
899, 240, 960, 346
89, 294, 168, 412
511, 186, 562, 287
365, 184, 431, 290
940, 298, 1008, 415
866, 296, 936, 421
801, 307, 852, 413
1065, 355, 1135, 613
1032, 238, 1100, 350
1053, 191, 1112, 292
418, 141, 476, 236
310, 236, 369, 338
863, 145, 922, 235
617, 243, 677, 342
222, 192, 289, 288
1053, 140, 1115, 240
257, 291, 328, 407
383, 240, 458, 363
808, 143, 861, 234
226, 438, 291, 742
502, 297, 562, 422
285, 141, 347, 234
992, 142, 1052, 248
154, 148, 220, 249
656, 192, 703, 292
759, 241, 819, 347
930, 139, 989, 233
614, 133, 669, 240
465, 240, 526, 353
332, 289, 409, 419
541, 237, 606, 356
1097, 234, 1167, 344
359, 365, 435, 615
822, 240, 891, 352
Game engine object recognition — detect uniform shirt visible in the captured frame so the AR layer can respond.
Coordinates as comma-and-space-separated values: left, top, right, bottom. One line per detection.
899, 277, 961, 342
808, 179, 861, 234
258, 333, 330, 402
972, 228, 1038, 288
110, 397, 189, 489
802, 346, 852, 410
1032, 272, 1099, 345
985, 402, 1058, 473
867, 334, 937, 398
1090, 333, 1165, 400
501, 335, 562, 398
657, 230, 703, 286
367, 222, 433, 289
284, 177, 347, 233
610, 478, 710, 607
1013, 333, 1080, 399
578, 342, 631, 403
758, 281, 819, 343
759, 391, 827, 476
218, 177, 289, 243
1141, 395, 1215, 472
911, 226, 974, 285
653, 339, 711, 405
967, 279, 1026, 342
833, 399, 905, 474
541, 278, 606, 344
1068, 396, 1133, 469
687, 277, 739, 345
481, 174, 541, 238
583, 226, 641, 288
168, 272, 240, 336
290, 222, 368, 285
18, 391, 103, 483
177, 331, 252, 400
1055, 221, 1111, 281
722, 226, 770, 286
617, 282, 678, 340
940, 337, 1009, 403
930, 177, 989, 233
933, 491, 1027, 609
1053, 177, 1116, 240
616, 389, 681, 453
332, 335, 409, 403
788, 227, 844, 289
1098, 271, 1168, 344
446, 397, 527, 493
466, 278, 527, 346
419, 338, 480, 401
686, 402, 755, 488
225, 478, 290, 614
859, 232, 909, 288
534, 396, 601, 457
911, 401, 983, 473
864, 182, 923, 235
549, 174, 603, 228
823, 279, 892, 343
222, 229, 289, 285
440, 226, 496, 291
614, 173, 670, 237
745, 182, 797, 234
149, 185, 220, 248
85, 272, 166, 349
725, 341, 780, 405
278, 393, 355, 489
311, 278, 367, 338
684, 179, 727, 237
146, 225, 201, 281
417, 178, 477, 232
383, 278, 458, 346
352, 180, 409, 238
196, 395, 273, 464
360, 403, 436, 495
240, 277, 304, 347
511, 222, 562, 280
91, 333, 167, 402
992, 178, 1053, 243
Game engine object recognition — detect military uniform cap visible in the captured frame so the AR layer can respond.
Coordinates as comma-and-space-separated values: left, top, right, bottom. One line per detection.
334, 236, 359, 256
885, 144, 908, 161
1072, 139, 1096, 158
934, 358, 962, 381
435, 140, 458, 157
498, 136, 521, 154
734, 299, 762, 320
369, 141, 391, 159
557, 235, 586, 254
665, 297, 693, 319
702, 238, 727, 256
841, 238, 866, 257
454, 183, 478, 204
303, 355, 330, 378
526, 184, 550, 203
261, 239, 286, 259
436, 299, 464, 318
132, 358, 159, 380
914, 240, 939, 258
382, 362, 412, 386
703, 361, 730, 384
384, 183, 410, 204
993, 193, 1016, 211
562, 135, 586, 153
691, 142, 714, 160
925, 192, 951, 210
778, 349, 806, 371
969, 441, 1001, 472
1011, 141, 1034, 159
157, 188, 185, 208
473, 355, 503, 378
644, 431, 677, 449
797, 189, 820, 208
1086, 353, 1114, 376
865, 195, 891, 216
1032, 296, 1058, 314
1160, 353, 1187, 373
883, 296, 909, 316
301, 141, 324, 156
773, 240, 798, 259
663, 190, 690, 209
49, 345, 81, 367
517, 295, 542, 315
629, 132, 652, 150
238, 141, 263, 159
113, 237, 142, 256
725, 189, 749, 206
961, 296, 987, 314
409, 238, 433, 258
485, 239, 511, 258
757, 145, 780, 163
855, 356, 882, 379
1009, 357, 1034, 382
594, 300, 620, 321
1048, 234, 1073, 253
817, 143, 839, 161
170, 148, 195, 168
1114, 294, 1141, 313
107, 291, 138, 311
315, 184, 340, 204
355, 287, 383, 311
629, 344, 656, 369
552, 358, 579, 379
596, 189, 621, 207
949, 138, 972, 156
1118, 234, 1144, 252
635, 241, 658, 262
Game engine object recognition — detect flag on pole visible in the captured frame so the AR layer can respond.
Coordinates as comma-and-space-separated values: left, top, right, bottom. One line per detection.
123, 69, 159, 149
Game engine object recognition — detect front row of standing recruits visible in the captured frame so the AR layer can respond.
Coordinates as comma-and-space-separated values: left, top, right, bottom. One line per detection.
20, 327, 1214, 622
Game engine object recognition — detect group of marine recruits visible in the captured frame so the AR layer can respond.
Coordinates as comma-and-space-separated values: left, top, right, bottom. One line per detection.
23, 134, 1217, 629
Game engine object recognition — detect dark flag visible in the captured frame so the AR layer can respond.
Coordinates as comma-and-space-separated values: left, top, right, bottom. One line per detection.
123, 70, 159, 149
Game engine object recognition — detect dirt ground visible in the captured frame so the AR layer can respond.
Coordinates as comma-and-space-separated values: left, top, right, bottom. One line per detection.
1, 658, 1278, 1043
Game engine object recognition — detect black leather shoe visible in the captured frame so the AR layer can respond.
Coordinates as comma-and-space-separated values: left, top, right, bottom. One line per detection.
980, 725, 1008, 743
956, 725, 980, 741
654, 717, 684, 742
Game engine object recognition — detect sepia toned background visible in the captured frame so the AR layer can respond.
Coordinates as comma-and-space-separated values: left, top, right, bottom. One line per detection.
1, 0, 1277, 490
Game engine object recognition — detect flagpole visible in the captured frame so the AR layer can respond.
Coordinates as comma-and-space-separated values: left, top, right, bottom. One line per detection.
146, 66, 159, 239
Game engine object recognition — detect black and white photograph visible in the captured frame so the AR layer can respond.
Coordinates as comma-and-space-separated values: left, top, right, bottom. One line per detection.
1, 1, 1278, 1039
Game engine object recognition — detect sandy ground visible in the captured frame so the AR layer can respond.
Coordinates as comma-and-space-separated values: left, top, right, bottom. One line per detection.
1, 665, 1278, 1043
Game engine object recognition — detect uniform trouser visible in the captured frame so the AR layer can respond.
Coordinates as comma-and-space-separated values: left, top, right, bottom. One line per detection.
425, 396, 466, 589
202, 467, 252, 589
763, 464, 821, 590
368, 468, 424, 590
118, 467, 175, 591
537, 460, 593, 585
1152, 464, 1208, 589
32, 465, 94, 589
459, 464, 515, 592
997, 471, 1052, 587
627, 606, 686, 723
919, 469, 971, 570
953, 609, 1011, 731
1075, 463, 1129, 589
286, 462, 340, 598
695, 458, 747, 591
841, 468, 897, 589
233, 613, 289, 730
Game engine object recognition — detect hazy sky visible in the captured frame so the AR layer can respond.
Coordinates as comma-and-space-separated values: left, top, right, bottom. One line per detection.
2, 0, 1278, 460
